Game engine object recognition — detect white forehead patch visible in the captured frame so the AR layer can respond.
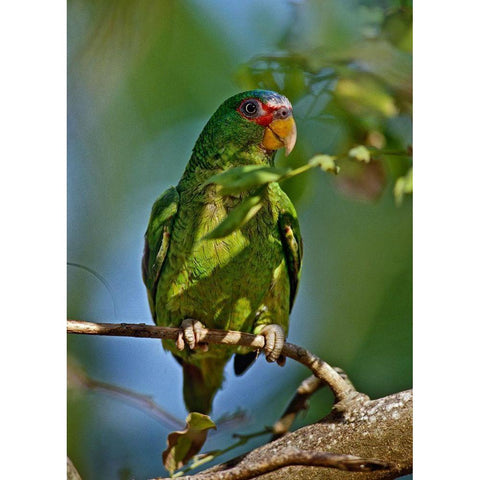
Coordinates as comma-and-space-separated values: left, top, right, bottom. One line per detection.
263, 93, 292, 109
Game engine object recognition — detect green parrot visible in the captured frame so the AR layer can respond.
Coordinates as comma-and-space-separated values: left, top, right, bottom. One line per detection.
142, 90, 302, 414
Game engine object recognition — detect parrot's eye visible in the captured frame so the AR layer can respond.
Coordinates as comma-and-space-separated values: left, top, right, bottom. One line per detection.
241, 100, 259, 117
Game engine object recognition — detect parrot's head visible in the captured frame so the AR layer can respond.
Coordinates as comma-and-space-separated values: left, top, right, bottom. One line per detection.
200, 90, 297, 161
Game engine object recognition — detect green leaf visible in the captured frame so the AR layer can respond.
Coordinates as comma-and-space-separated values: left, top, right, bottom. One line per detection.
272, 155, 339, 183
162, 412, 217, 474
202, 192, 265, 240
307, 154, 340, 175
349, 145, 371, 163
202, 155, 339, 239
336, 76, 398, 117
393, 167, 413, 206
205, 165, 289, 195
206, 157, 339, 201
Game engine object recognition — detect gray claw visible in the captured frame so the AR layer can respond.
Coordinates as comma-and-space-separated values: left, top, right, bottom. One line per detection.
176, 319, 208, 352
260, 324, 285, 363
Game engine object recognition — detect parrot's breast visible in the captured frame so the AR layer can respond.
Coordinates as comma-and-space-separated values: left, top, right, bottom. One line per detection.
155, 185, 290, 338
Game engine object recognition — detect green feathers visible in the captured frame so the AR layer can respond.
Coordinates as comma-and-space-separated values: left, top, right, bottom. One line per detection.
142, 90, 302, 413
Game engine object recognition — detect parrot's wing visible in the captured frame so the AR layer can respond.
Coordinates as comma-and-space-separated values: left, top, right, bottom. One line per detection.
141, 186, 179, 320
276, 186, 303, 312
234, 185, 302, 376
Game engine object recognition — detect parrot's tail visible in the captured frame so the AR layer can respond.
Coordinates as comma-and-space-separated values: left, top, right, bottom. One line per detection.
180, 357, 228, 414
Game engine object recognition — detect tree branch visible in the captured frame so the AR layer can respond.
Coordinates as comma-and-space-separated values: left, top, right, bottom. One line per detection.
171, 390, 412, 480
67, 320, 355, 402
67, 320, 412, 479
156, 449, 390, 480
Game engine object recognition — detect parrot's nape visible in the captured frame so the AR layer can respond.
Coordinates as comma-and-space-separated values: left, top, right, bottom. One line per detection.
142, 90, 302, 414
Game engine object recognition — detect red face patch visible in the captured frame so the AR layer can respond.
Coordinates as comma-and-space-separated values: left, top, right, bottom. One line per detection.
237, 99, 277, 126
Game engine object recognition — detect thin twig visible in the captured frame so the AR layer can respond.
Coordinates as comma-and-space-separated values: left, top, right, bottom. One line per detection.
68, 359, 185, 430
151, 448, 391, 480
271, 375, 322, 439
67, 320, 355, 402
175, 430, 271, 478
271, 367, 354, 439
68, 333, 249, 432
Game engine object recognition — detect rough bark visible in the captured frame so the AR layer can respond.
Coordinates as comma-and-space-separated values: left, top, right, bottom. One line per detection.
67, 321, 412, 480
192, 390, 412, 480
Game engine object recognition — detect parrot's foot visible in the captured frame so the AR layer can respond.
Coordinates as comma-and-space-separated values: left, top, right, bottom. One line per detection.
258, 324, 285, 364
176, 319, 209, 352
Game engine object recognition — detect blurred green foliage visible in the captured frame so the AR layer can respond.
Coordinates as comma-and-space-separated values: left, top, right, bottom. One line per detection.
68, 1, 412, 478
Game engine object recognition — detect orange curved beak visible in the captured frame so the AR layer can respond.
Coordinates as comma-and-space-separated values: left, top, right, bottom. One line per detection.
262, 115, 297, 156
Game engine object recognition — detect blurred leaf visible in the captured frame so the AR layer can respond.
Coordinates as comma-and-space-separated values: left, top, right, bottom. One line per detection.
393, 167, 413, 205
302, 0, 363, 52
234, 64, 259, 91
306, 154, 340, 175
382, 9, 413, 52
349, 40, 412, 94
235, 0, 412, 206
204, 165, 289, 195
349, 145, 371, 163
202, 191, 265, 240
336, 76, 397, 117
335, 160, 386, 202
283, 67, 306, 102
365, 130, 386, 150
162, 412, 216, 474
